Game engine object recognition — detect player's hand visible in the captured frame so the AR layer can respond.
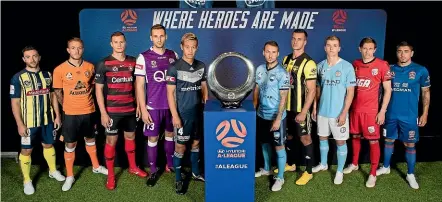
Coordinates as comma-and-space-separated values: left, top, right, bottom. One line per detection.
54, 117, 62, 131
172, 115, 182, 129
376, 111, 386, 125
337, 113, 346, 127
295, 112, 307, 124
141, 110, 153, 125
312, 108, 317, 122
17, 123, 28, 137
270, 119, 281, 131
418, 114, 428, 127
136, 105, 141, 122
101, 114, 112, 128
202, 95, 208, 104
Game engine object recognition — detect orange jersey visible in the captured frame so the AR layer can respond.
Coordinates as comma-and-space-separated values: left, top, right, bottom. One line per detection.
53, 60, 95, 115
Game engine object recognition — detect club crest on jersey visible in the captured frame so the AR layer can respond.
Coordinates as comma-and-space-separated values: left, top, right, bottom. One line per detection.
269, 74, 275, 82
84, 70, 91, 78
112, 66, 119, 72
45, 78, 51, 85
151, 60, 157, 68
372, 68, 378, 76
335, 71, 341, 77
169, 58, 175, 64
128, 66, 133, 71
390, 71, 395, 77
368, 126, 375, 134
66, 72, 73, 80
409, 71, 416, 80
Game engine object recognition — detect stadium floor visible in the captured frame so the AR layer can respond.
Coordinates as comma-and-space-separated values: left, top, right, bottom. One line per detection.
2, 159, 442, 202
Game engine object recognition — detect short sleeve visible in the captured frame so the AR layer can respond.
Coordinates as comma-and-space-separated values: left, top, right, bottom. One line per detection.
279, 70, 290, 90
10, 75, 21, 98
345, 64, 357, 87
200, 62, 207, 82
166, 65, 177, 85
381, 61, 392, 82
134, 54, 146, 76
303, 60, 317, 80
94, 61, 106, 84
52, 66, 63, 89
420, 67, 431, 88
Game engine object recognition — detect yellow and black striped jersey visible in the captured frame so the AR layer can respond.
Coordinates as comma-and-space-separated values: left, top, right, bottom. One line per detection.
282, 53, 317, 112
10, 69, 54, 128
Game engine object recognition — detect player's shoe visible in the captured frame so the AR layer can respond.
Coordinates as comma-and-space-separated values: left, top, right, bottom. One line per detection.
146, 172, 159, 187
274, 163, 296, 174
366, 175, 376, 188
23, 181, 35, 195
312, 164, 328, 173
334, 171, 344, 185
175, 181, 185, 195
296, 171, 313, 185
271, 177, 285, 192
128, 167, 148, 178
49, 170, 66, 181
376, 166, 390, 176
255, 168, 271, 177
165, 166, 175, 173
343, 164, 359, 174
192, 173, 205, 182
106, 176, 116, 190
406, 174, 419, 189
93, 165, 108, 175
62, 176, 75, 191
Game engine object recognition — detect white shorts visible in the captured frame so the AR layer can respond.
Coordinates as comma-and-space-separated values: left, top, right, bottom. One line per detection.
317, 115, 349, 141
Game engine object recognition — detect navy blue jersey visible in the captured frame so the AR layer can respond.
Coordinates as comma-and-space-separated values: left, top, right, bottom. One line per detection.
166, 58, 206, 115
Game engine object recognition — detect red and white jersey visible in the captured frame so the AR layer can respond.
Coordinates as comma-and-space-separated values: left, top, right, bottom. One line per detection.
351, 58, 391, 113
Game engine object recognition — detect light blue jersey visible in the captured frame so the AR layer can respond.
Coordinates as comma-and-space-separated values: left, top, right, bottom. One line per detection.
256, 64, 290, 120
317, 58, 356, 118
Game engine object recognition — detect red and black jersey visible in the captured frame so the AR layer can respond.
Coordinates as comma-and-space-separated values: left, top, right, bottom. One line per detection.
95, 55, 136, 116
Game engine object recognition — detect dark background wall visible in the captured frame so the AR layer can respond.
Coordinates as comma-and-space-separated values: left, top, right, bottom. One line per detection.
2, 1, 441, 168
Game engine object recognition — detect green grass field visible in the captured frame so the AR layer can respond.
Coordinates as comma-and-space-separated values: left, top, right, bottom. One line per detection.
2, 159, 442, 202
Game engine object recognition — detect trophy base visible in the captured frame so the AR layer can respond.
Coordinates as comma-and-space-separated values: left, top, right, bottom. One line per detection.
221, 101, 242, 109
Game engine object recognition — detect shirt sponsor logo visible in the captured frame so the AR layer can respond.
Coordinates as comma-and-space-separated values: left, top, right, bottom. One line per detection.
26, 88, 50, 96
153, 70, 167, 82
111, 76, 133, 83
181, 84, 202, 92
356, 78, 372, 90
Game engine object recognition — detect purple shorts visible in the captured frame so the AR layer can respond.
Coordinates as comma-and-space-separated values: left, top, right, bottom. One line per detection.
143, 109, 174, 137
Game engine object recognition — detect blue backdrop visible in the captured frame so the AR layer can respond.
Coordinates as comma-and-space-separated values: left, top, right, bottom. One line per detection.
79, 8, 387, 97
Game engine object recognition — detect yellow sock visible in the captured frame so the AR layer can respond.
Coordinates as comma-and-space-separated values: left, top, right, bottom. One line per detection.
43, 147, 56, 172
19, 154, 32, 183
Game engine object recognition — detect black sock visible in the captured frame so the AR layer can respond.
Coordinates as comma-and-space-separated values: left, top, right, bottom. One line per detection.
285, 138, 295, 166
305, 143, 314, 174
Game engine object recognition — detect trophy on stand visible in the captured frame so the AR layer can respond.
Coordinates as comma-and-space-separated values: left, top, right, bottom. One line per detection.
206, 52, 256, 108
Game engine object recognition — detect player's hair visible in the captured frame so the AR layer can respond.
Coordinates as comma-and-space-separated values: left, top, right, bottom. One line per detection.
110, 31, 126, 41
325, 35, 341, 46
151, 24, 166, 35
67, 37, 84, 48
263, 41, 279, 51
293, 29, 308, 38
22, 46, 38, 55
359, 37, 377, 48
396, 41, 414, 51
180, 32, 198, 46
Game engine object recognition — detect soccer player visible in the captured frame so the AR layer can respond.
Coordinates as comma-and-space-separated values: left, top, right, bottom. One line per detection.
278, 29, 317, 185
253, 41, 290, 192
10, 46, 65, 195
53, 37, 108, 191
343, 37, 392, 188
166, 33, 208, 195
135, 24, 179, 187
95, 31, 147, 190
376, 41, 431, 189
312, 36, 356, 185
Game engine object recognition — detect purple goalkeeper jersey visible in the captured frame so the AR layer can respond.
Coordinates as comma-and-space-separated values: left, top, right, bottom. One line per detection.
135, 47, 178, 110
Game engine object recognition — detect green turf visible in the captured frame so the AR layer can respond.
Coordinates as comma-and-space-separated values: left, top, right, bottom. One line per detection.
2, 159, 442, 202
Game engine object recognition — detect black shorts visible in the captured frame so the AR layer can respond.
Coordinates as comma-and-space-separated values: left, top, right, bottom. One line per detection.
257, 116, 287, 146
175, 111, 202, 144
62, 112, 97, 143
287, 111, 312, 137
106, 114, 137, 136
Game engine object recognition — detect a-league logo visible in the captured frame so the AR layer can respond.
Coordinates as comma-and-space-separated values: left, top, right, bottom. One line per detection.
216, 119, 247, 148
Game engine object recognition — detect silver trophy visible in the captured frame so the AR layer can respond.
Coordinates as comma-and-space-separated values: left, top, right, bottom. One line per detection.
207, 52, 255, 109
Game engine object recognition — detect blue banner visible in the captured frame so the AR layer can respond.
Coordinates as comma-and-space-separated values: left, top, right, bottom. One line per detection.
79, 8, 386, 98
204, 100, 256, 202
